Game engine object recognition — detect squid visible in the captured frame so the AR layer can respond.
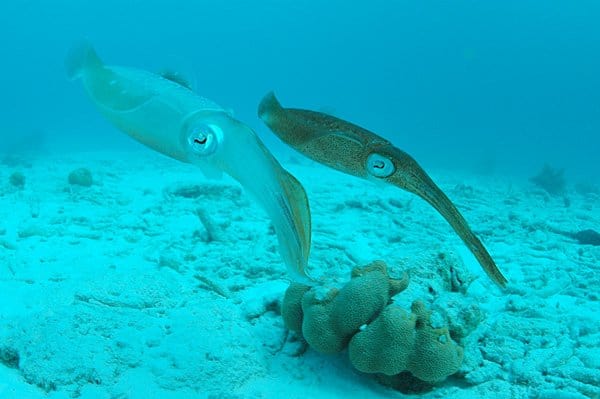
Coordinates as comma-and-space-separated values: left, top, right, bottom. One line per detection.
258, 92, 507, 288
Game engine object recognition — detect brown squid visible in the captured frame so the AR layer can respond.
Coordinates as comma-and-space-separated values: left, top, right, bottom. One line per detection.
258, 92, 507, 288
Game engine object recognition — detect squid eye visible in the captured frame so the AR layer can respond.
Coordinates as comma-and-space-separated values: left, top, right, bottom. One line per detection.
187, 124, 220, 156
366, 153, 395, 178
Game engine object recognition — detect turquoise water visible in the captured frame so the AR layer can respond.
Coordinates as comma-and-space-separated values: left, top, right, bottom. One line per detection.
0, 1, 599, 398
1, 1, 599, 179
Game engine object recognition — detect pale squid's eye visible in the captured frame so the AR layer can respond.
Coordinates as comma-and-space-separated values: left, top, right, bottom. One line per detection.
366, 153, 395, 178
187, 124, 220, 156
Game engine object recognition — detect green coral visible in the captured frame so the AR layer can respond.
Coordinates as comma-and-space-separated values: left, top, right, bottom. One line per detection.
348, 305, 416, 374
281, 260, 463, 384
349, 301, 463, 383
283, 261, 407, 353
281, 283, 310, 334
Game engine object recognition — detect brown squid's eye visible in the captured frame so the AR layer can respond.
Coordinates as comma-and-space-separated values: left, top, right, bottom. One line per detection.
366, 153, 395, 178
373, 160, 385, 169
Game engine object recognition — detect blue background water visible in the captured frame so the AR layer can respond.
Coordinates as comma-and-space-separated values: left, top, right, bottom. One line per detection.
1, 0, 598, 181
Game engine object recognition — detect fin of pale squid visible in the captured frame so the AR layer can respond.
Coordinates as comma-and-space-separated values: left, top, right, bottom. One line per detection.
277, 169, 312, 279
66, 43, 155, 112
65, 40, 103, 80
159, 69, 194, 90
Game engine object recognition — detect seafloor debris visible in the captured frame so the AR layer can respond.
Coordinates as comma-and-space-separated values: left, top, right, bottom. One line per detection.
68, 168, 93, 187
529, 164, 566, 195
9, 171, 25, 189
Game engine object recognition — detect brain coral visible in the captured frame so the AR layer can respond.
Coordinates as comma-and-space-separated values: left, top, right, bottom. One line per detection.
349, 301, 464, 383
281, 260, 464, 384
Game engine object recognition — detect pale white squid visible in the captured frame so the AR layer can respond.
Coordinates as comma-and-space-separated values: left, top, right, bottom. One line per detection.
66, 43, 312, 283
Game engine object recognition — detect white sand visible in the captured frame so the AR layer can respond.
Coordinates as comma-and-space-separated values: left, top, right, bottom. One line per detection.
0, 150, 598, 399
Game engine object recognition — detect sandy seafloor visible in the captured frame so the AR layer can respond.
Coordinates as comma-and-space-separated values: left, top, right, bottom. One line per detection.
0, 149, 598, 399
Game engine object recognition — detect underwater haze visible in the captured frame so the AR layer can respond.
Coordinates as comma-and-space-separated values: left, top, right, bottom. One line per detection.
1, 1, 600, 399
1, 0, 599, 180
